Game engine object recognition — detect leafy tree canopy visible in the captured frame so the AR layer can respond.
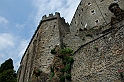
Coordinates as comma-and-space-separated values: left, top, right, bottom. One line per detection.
0, 58, 14, 73
0, 58, 17, 82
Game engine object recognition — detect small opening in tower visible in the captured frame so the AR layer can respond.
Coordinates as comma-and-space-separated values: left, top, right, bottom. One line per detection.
91, 10, 95, 15
81, 8, 83, 11
88, 3, 91, 6
75, 21, 76, 24
100, 0, 104, 2
79, 28, 83, 31
81, 22, 83, 25
95, 20, 99, 24
54, 25, 55, 28
79, 14, 80, 16
114, 0, 118, 2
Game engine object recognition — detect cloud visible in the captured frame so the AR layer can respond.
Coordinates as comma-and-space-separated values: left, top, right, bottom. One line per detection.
13, 39, 29, 70
17, 39, 29, 58
0, 16, 8, 25
31, 0, 80, 26
15, 23, 25, 29
0, 33, 15, 50
0, 33, 29, 71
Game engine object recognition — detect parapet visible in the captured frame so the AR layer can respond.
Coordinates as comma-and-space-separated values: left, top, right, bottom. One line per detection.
42, 12, 60, 21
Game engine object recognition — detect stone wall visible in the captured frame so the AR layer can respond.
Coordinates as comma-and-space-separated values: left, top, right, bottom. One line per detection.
17, 0, 124, 82
71, 22, 124, 82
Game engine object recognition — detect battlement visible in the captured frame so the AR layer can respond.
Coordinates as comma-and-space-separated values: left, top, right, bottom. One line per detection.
42, 12, 60, 21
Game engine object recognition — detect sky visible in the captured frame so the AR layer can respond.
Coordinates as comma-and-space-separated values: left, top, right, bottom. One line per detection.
0, 0, 81, 71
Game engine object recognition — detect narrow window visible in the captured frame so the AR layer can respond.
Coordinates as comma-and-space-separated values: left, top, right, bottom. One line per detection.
100, 0, 104, 2
91, 10, 95, 15
88, 3, 91, 6
95, 20, 99, 24
81, 22, 83, 25
114, 0, 118, 2
81, 8, 83, 11
79, 14, 80, 16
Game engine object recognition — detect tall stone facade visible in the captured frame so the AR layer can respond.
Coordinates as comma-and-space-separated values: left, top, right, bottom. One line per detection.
17, 0, 124, 82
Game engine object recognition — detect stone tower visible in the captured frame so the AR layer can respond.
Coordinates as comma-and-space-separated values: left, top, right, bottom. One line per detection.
17, 0, 124, 82
17, 12, 70, 82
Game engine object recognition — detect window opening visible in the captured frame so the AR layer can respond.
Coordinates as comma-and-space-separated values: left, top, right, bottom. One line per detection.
88, 3, 91, 6
81, 8, 83, 11
95, 20, 99, 24
114, 0, 118, 2
91, 10, 95, 15
100, 0, 104, 2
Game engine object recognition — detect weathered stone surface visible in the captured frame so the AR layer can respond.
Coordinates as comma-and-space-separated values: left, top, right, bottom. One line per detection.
17, 0, 124, 82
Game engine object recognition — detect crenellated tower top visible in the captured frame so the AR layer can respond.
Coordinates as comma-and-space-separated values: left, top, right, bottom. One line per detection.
42, 12, 60, 21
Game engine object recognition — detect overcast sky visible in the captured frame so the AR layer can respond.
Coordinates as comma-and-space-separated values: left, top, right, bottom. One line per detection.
0, 0, 81, 71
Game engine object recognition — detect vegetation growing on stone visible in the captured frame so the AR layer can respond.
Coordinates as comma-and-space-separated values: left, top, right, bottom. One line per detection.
118, 69, 124, 81
51, 48, 57, 54
48, 46, 74, 82
60, 48, 73, 55
85, 34, 93, 37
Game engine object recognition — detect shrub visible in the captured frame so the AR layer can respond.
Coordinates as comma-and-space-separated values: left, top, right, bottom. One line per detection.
65, 56, 74, 64
60, 68, 65, 72
59, 76, 65, 82
51, 48, 57, 54
86, 34, 92, 37
118, 69, 124, 80
60, 48, 73, 54
62, 60, 67, 65
64, 64, 71, 72
65, 74, 71, 80
50, 66, 54, 72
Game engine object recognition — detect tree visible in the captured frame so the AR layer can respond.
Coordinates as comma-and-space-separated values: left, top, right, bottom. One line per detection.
0, 69, 17, 82
0, 58, 14, 73
0, 58, 17, 82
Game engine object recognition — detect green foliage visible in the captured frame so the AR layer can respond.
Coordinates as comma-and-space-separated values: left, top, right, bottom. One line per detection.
34, 69, 42, 77
60, 48, 73, 54
50, 48, 57, 54
85, 34, 93, 37
49, 72, 54, 79
49, 66, 54, 79
65, 74, 71, 80
62, 60, 67, 65
0, 58, 17, 82
50, 66, 54, 72
0, 58, 14, 73
0, 69, 17, 82
60, 68, 65, 72
119, 72, 124, 79
67, 57, 74, 64
94, 46, 98, 51
60, 63, 71, 72
65, 56, 74, 64
64, 63, 71, 72
59, 76, 65, 82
